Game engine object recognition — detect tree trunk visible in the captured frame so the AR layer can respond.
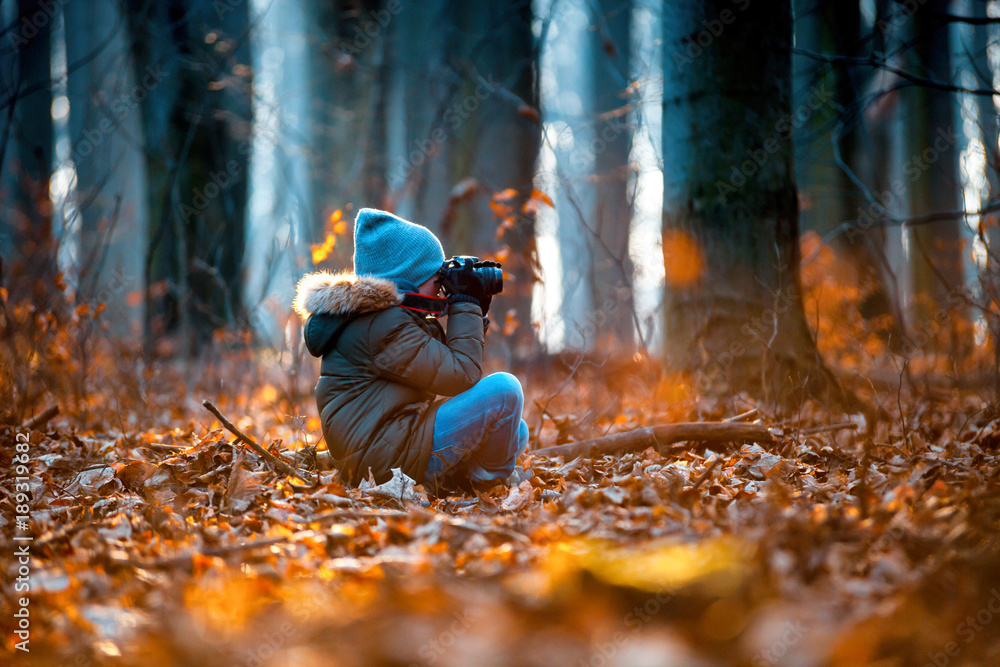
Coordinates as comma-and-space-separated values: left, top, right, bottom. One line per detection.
386, 0, 541, 360
64, 0, 148, 333
907, 1, 964, 332
0, 0, 56, 302
124, 0, 252, 351
793, 0, 905, 347
589, 0, 635, 355
661, 0, 846, 407
242, 0, 312, 345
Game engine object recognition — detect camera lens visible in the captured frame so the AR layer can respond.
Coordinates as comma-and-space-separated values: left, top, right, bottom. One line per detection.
476, 265, 503, 295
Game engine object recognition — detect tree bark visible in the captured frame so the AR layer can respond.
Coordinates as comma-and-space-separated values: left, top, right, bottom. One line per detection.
589, 0, 636, 354
537, 421, 775, 460
124, 0, 252, 350
0, 0, 56, 302
386, 0, 541, 359
65, 0, 148, 333
661, 0, 848, 407
907, 1, 965, 332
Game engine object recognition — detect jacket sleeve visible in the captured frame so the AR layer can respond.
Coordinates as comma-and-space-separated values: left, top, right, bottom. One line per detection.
368, 302, 485, 396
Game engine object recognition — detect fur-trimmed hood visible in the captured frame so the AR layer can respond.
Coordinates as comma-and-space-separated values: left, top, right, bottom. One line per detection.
294, 272, 403, 358
293, 271, 402, 320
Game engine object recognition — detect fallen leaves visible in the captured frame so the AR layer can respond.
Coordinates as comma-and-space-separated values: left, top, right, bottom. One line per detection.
4, 378, 1000, 665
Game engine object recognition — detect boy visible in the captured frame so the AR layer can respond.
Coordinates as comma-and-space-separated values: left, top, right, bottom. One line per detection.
293, 208, 529, 494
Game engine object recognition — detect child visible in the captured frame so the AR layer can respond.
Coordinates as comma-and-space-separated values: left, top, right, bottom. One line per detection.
293, 208, 529, 494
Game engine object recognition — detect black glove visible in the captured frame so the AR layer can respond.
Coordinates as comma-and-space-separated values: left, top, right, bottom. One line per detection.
442, 257, 494, 316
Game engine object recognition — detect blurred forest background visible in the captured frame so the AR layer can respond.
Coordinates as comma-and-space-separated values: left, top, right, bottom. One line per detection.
6, 2, 1000, 665
1, 0, 998, 422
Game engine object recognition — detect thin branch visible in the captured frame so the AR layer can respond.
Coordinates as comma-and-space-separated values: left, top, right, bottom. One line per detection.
202, 400, 318, 487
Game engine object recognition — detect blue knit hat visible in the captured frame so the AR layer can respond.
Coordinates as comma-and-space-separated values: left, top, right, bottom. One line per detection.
352, 208, 445, 292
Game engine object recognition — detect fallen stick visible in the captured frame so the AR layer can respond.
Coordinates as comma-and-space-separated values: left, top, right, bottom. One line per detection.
723, 408, 759, 422
537, 421, 776, 461
22, 404, 59, 430
113, 529, 331, 569
797, 422, 859, 436
690, 456, 723, 492
202, 400, 319, 488
311, 508, 410, 521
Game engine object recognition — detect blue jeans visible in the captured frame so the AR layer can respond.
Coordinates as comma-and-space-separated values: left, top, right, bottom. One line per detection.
426, 372, 529, 486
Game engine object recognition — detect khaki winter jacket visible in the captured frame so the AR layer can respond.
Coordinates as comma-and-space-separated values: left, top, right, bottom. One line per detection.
294, 272, 485, 486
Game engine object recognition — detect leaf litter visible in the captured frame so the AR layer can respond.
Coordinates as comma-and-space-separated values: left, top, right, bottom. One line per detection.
3, 378, 1000, 666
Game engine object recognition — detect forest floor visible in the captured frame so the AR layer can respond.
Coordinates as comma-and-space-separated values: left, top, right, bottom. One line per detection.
2, 347, 1000, 667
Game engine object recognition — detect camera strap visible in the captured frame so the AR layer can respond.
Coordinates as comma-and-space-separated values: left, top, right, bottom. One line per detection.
400, 293, 449, 317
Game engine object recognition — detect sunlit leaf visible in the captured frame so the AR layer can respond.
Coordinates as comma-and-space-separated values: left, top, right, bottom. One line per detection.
661, 230, 703, 286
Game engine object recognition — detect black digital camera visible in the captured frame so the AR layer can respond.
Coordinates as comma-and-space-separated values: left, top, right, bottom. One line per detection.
439, 256, 503, 296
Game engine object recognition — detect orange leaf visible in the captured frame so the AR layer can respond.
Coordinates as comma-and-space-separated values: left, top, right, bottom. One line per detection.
489, 199, 509, 219
494, 188, 518, 202
495, 217, 516, 240
517, 103, 540, 124
532, 190, 554, 207
661, 230, 703, 286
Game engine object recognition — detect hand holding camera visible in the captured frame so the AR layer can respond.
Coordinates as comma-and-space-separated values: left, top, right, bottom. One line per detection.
439, 256, 503, 317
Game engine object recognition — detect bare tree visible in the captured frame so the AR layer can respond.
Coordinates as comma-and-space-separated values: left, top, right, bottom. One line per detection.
661, 0, 846, 405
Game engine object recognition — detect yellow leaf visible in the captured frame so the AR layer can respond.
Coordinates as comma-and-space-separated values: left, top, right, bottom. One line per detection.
311, 233, 337, 264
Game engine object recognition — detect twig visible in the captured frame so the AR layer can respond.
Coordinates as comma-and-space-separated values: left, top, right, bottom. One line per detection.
408, 505, 530, 544
311, 508, 410, 521
22, 404, 59, 430
723, 408, 758, 423
797, 422, 859, 436
202, 400, 318, 488
690, 456, 722, 492
536, 421, 776, 461
111, 529, 332, 569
